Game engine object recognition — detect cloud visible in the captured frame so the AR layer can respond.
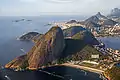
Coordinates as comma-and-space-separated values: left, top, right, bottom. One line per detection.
20, 0, 37, 2
45, 0, 77, 3
1, 0, 120, 16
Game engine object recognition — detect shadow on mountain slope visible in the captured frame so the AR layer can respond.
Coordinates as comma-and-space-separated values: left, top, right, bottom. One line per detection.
61, 39, 86, 58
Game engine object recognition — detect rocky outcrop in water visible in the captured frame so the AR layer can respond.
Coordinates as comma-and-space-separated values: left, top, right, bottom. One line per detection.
5, 26, 65, 70
19, 32, 39, 41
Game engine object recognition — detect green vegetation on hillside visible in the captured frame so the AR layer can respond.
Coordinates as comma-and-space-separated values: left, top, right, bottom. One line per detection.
57, 28, 101, 64
72, 31, 85, 39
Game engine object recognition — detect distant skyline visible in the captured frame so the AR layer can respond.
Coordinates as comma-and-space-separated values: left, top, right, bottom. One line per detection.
0, 0, 120, 16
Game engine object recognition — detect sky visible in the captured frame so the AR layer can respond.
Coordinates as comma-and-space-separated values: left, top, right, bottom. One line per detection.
0, 0, 120, 16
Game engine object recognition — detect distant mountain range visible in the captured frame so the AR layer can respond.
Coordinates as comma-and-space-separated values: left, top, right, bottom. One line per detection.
66, 8, 120, 29
107, 8, 120, 23
108, 8, 120, 18
84, 12, 117, 28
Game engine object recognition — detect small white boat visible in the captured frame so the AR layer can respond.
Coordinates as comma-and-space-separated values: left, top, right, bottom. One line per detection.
20, 48, 26, 54
5, 75, 11, 80
84, 72, 87, 76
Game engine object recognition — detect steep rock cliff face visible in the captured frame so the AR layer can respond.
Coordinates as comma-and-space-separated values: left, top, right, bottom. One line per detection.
5, 26, 65, 70
27, 27, 65, 69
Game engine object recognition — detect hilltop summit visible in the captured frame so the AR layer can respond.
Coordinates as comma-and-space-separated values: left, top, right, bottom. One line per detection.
95, 12, 107, 20
5, 26, 65, 70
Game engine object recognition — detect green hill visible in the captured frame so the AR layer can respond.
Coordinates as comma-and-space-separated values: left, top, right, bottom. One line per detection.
58, 28, 101, 63
63, 26, 86, 37
72, 30, 99, 45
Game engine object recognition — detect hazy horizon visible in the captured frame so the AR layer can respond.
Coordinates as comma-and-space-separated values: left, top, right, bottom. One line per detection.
0, 0, 120, 16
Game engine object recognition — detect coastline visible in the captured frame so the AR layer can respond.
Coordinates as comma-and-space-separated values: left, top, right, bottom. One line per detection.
5, 62, 109, 79
60, 63, 110, 80
60, 63, 104, 74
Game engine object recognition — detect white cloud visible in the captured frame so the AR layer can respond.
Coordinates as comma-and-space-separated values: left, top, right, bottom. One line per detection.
45, 0, 78, 3
20, 0, 37, 2
1, 0, 120, 16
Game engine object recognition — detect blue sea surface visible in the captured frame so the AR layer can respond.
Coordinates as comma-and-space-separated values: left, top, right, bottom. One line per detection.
97, 37, 120, 50
0, 16, 102, 80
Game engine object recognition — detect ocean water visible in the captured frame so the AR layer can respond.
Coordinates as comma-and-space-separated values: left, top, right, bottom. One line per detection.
0, 16, 102, 80
97, 37, 120, 50
0, 66, 102, 80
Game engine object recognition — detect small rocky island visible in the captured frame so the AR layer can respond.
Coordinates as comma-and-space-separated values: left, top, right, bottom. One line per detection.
18, 32, 40, 41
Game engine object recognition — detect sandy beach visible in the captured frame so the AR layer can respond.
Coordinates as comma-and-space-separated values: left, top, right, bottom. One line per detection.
61, 63, 104, 74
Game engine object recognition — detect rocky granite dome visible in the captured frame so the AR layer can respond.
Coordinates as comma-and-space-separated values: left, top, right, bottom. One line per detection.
5, 26, 65, 70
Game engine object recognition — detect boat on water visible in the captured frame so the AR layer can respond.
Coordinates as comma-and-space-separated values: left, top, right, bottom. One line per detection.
5, 75, 11, 80
20, 48, 26, 53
